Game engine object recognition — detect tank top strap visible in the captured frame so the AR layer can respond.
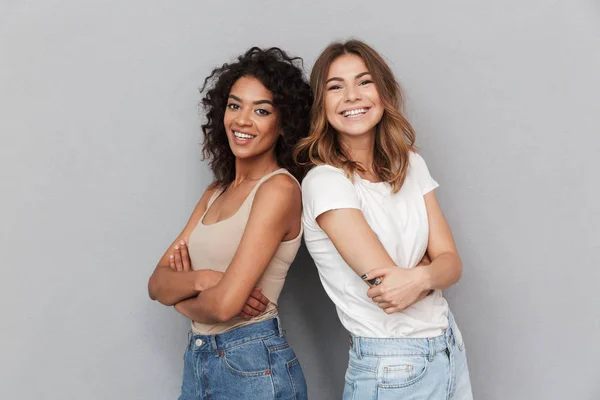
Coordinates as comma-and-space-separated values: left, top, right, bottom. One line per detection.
200, 185, 226, 221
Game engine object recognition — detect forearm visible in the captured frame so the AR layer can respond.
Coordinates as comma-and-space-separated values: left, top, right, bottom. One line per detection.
148, 268, 221, 306
417, 252, 462, 291
174, 289, 233, 324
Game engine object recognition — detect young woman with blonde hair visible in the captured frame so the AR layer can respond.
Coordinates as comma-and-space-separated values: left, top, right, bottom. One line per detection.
296, 40, 473, 399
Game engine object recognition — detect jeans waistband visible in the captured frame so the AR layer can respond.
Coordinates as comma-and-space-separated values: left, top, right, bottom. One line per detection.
349, 312, 458, 362
187, 317, 284, 353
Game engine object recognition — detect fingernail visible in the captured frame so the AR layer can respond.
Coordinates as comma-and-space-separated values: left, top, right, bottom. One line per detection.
361, 274, 368, 279
175, 245, 179, 250
180, 240, 185, 245
169, 255, 174, 259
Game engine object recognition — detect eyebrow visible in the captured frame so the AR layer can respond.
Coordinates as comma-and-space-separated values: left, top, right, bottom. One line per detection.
228, 94, 275, 107
325, 71, 371, 84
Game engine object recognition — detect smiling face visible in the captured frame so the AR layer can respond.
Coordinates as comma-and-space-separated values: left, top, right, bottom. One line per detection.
324, 54, 384, 140
223, 75, 281, 160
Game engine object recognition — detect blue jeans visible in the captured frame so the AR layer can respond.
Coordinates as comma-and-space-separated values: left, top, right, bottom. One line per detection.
343, 313, 473, 400
179, 317, 307, 400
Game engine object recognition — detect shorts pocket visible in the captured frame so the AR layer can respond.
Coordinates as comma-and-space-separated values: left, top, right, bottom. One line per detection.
378, 356, 429, 389
221, 339, 272, 376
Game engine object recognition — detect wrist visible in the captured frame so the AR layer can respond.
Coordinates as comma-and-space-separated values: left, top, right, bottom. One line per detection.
414, 265, 432, 291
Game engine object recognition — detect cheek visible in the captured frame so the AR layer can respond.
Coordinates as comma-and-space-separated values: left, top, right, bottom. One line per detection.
324, 97, 339, 121
223, 110, 233, 127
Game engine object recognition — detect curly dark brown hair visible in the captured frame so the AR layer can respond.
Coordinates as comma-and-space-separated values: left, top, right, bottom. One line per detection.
200, 47, 313, 185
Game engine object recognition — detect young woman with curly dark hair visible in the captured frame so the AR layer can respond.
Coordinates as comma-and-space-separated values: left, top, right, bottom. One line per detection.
148, 47, 312, 400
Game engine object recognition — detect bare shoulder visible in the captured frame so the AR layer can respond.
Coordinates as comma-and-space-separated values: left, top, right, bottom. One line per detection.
254, 173, 301, 213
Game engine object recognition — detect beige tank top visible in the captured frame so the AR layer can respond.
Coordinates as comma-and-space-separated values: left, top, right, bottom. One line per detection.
187, 169, 302, 335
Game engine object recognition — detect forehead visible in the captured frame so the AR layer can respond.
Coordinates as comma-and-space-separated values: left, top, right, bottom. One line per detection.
327, 54, 368, 79
229, 76, 273, 101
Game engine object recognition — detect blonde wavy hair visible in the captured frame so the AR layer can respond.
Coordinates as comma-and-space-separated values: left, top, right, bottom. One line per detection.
294, 39, 416, 193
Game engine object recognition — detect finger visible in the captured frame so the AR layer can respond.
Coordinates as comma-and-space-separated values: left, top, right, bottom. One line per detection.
245, 297, 267, 314
371, 295, 385, 303
384, 307, 399, 315
377, 302, 394, 310
239, 311, 252, 320
179, 240, 191, 271
362, 267, 393, 281
367, 285, 386, 299
169, 254, 176, 271
252, 288, 270, 307
173, 245, 183, 272
242, 304, 261, 317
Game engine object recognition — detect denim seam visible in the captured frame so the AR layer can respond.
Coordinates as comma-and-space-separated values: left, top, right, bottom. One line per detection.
286, 357, 300, 399
219, 333, 277, 351
349, 358, 377, 373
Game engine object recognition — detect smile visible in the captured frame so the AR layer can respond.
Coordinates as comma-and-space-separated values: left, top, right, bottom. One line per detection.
233, 131, 256, 140
342, 108, 369, 118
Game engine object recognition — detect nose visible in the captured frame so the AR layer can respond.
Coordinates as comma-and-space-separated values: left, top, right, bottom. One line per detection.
234, 107, 253, 127
344, 85, 361, 103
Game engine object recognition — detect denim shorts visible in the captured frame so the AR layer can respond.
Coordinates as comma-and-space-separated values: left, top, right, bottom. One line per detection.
343, 312, 473, 400
178, 317, 307, 400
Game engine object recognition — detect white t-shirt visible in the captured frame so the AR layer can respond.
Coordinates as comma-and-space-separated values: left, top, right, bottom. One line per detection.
302, 152, 449, 338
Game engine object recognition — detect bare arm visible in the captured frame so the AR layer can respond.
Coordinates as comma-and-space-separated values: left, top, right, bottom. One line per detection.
366, 190, 462, 312
148, 186, 223, 306
175, 175, 301, 323
316, 208, 398, 281
414, 190, 462, 290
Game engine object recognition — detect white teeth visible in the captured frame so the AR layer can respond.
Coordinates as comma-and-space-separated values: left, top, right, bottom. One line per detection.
234, 131, 255, 139
342, 108, 368, 117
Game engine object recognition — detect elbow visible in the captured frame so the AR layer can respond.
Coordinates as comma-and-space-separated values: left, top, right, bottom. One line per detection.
453, 255, 463, 284
147, 277, 158, 301
147, 277, 177, 306
211, 301, 241, 323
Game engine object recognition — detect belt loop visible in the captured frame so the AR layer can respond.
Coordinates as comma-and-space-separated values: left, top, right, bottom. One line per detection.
447, 311, 456, 346
427, 338, 434, 362
211, 336, 219, 357
354, 335, 362, 360
276, 316, 285, 337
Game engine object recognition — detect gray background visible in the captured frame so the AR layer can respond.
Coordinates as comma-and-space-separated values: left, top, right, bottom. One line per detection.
1, 1, 599, 399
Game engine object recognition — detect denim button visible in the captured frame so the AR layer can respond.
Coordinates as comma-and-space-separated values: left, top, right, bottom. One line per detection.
195, 339, 203, 347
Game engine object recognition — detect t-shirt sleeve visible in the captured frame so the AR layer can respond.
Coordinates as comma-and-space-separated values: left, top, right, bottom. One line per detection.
411, 152, 439, 195
302, 166, 361, 223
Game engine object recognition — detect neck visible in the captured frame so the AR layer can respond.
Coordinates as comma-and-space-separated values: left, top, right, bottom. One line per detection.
232, 151, 279, 186
339, 129, 376, 172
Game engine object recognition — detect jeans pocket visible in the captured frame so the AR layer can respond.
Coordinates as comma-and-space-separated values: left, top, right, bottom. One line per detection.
221, 339, 272, 376
378, 356, 429, 389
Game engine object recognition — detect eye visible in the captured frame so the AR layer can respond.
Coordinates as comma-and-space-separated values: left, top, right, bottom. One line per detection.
327, 85, 342, 91
255, 109, 272, 116
227, 103, 240, 110
359, 79, 373, 86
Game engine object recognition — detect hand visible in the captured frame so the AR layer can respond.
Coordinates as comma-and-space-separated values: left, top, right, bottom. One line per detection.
365, 266, 429, 314
169, 240, 192, 272
239, 288, 271, 320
